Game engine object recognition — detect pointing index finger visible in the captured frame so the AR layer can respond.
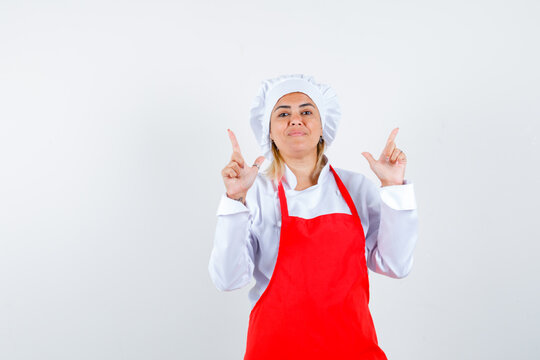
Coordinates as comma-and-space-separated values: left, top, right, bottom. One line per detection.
381, 127, 399, 158
227, 129, 242, 154
386, 127, 399, 144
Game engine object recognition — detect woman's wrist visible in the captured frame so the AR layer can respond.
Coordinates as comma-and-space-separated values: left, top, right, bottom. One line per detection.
380, 180, 404, 187
226, 192, 247, 205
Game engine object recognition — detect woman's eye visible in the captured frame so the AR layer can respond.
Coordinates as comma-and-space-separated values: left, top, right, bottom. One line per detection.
278, 111, 311, 117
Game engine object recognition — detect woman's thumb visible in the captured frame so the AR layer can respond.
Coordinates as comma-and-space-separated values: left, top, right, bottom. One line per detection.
361, 152, 376, 167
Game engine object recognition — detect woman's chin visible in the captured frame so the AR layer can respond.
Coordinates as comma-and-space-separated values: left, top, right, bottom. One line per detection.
281, 145, 318, 157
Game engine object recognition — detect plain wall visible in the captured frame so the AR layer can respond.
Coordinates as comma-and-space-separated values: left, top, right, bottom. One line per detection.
1, 0, 539, 359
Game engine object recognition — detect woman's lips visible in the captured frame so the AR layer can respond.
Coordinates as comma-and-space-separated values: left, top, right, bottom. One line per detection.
288, 131, 306, 136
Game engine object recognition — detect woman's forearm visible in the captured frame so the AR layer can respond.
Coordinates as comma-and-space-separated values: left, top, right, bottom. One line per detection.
208, 194, 256, 291
367, 181, 418, 278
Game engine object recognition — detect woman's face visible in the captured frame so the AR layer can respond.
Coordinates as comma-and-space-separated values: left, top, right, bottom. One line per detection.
269, 92, 322, 159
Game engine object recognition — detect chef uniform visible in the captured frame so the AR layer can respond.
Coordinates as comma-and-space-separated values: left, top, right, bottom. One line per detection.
208, 74, 418, 359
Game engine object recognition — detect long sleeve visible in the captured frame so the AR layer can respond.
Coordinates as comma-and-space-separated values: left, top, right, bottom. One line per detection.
208, 192, 258, 291
364, 179, 418, 279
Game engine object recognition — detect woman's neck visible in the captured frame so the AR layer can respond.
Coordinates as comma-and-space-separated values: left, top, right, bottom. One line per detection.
282, 152, 323, 191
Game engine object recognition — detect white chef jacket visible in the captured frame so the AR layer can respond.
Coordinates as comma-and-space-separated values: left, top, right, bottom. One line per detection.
208, 155, 418, 311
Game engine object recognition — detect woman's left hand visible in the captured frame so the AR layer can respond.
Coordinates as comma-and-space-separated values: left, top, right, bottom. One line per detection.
361, 127, 407, 187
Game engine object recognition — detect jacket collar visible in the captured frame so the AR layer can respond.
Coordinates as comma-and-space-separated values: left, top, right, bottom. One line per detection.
277, 155, 330, 191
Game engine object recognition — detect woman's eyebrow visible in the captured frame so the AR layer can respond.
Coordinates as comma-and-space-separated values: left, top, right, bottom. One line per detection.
273, 103, 315, 112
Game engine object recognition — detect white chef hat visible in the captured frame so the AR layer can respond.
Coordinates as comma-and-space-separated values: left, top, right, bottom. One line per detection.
249, 74, 341, 160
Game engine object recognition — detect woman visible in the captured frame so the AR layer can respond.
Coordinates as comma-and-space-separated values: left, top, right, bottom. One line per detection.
209, 74, 418, 359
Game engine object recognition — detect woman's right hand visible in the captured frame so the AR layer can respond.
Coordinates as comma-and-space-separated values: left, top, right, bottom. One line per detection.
221, 129, 265, 205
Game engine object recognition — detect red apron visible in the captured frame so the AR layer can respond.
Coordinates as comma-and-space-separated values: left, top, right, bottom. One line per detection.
244, 164, 387, 360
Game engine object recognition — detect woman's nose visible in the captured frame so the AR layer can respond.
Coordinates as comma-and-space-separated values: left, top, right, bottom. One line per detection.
290, 113, 303, 125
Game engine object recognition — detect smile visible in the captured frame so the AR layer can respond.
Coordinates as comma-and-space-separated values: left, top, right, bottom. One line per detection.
288, 131, 306, 137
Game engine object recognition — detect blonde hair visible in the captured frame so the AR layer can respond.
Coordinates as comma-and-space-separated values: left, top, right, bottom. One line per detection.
264, 138, 327, 183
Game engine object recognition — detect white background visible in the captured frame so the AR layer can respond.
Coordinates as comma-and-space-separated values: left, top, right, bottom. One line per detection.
1, 0, 539, 359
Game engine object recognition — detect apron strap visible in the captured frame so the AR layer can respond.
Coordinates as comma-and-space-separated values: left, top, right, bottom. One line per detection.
329, 164, 362, 223
277, 179, 289, 219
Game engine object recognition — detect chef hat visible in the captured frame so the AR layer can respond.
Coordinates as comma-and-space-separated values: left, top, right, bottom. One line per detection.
249, 74, 341, 160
